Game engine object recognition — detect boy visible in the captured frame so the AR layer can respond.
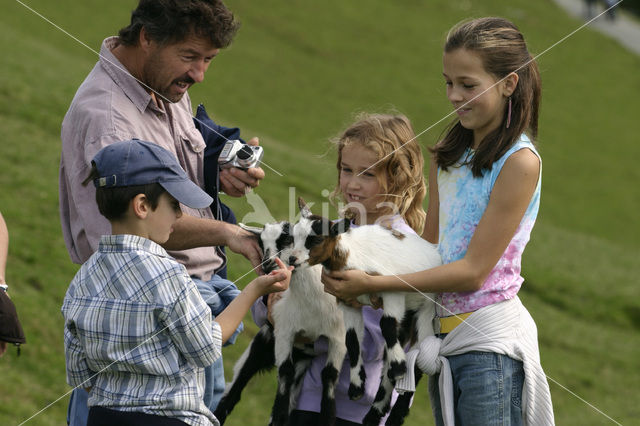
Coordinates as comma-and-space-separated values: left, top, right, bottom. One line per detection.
62, 139, 291, 426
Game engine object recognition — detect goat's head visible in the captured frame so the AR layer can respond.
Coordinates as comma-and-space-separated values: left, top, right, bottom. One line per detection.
290, 197, 350, 270
240, 221, 295, 273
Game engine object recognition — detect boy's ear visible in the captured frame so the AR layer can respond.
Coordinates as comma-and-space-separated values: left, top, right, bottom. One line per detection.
329, 218, 350, 237
238, 223, 263, 238
503, 72, 519, 97
132, 194, 149, 219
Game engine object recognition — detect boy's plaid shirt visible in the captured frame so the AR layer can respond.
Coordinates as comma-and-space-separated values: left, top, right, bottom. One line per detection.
62, 234, 222, 425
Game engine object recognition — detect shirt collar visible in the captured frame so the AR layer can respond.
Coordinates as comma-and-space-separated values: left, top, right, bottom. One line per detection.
99, 234, 171, 259
99, 37, 158, 114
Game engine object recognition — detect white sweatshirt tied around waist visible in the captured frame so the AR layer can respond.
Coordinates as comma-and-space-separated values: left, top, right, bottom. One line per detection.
397, 296, 555, 425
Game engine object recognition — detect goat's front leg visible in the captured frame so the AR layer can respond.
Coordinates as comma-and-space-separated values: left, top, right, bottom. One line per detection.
270, 330, 296, 426
318, 331, 347, 426
288, 343, 315, 415
340, 304, 366, 400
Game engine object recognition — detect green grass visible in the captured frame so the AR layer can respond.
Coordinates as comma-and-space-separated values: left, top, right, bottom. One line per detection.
1, 0, 639, 424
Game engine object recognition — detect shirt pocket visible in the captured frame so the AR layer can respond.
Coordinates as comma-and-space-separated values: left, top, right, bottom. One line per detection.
180, 126, 206, 154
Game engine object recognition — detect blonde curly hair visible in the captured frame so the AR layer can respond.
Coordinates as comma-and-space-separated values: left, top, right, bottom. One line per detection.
330, 113, 427, 234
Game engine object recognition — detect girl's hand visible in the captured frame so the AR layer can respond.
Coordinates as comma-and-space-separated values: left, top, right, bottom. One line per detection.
255, 257, 293, 295
321, 269, 372, 301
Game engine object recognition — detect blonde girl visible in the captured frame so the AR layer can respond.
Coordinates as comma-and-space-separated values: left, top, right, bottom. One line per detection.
331, 113, 426, 234
255, 112, 428, 425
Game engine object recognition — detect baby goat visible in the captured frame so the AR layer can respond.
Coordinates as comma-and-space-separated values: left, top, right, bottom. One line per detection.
214, 221, 347, 426
292, 199, 442, 425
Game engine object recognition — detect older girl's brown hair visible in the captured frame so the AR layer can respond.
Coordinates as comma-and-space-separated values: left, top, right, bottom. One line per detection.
431, 17, 542, 177
331, 113, 427, 233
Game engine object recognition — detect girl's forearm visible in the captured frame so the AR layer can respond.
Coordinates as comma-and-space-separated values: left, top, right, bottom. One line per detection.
369, 258, 485, 294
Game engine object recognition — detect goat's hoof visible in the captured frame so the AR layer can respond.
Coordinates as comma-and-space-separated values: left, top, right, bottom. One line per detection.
388, 361, 407, 380
362, 408, 383, 426
348, 383, 365, 400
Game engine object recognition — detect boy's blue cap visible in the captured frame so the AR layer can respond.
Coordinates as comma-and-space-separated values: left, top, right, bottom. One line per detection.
92, 139, 213, 209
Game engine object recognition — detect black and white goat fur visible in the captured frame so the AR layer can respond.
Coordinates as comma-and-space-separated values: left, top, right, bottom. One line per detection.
292, 199, 442, 425
214, 221, 347, 426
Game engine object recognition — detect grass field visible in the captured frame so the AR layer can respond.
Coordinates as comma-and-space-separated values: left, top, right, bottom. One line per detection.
0, 0, 639, 425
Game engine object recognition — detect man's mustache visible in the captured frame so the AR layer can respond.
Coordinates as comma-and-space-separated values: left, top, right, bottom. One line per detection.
174, 76, 195, 85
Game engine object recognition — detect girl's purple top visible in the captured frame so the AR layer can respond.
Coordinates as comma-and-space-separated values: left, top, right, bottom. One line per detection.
251, 216, 415, 423
436, 134, 541, 317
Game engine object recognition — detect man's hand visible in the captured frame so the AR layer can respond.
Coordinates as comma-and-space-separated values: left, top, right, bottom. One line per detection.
224, 223, 264, 272
219, 137, 265, 197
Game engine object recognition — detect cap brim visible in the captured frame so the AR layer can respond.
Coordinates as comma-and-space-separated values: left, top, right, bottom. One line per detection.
161, 179, 213, 209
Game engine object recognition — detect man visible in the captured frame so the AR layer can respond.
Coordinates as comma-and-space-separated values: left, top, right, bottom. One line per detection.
59, 1, 264, 424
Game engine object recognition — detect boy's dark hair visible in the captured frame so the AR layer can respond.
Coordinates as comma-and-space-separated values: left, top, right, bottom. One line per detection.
118, 0, 239, 48
83, 165, 166, 221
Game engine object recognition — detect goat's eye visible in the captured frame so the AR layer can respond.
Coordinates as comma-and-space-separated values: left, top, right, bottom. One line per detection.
305, 235, 323, 250
279, 235, 293, 247
276, 230, 294, 249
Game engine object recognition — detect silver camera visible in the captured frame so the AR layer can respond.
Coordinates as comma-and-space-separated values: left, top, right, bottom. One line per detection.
218, 140, 264, 170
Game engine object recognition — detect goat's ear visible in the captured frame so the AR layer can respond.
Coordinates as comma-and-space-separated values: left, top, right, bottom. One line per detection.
329, 218, 350, 237
298, 197, 312, 219
238, 223, 263, 237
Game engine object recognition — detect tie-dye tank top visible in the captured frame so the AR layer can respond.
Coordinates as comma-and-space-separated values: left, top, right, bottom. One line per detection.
436, 134, 541, 317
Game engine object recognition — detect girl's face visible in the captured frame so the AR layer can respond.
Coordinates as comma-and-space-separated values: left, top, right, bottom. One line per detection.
443, 48, 508, 147
339, 143, 385, 225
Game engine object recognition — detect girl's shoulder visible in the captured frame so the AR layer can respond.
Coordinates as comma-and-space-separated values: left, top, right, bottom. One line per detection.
504, 134, 539, 161
488, 134, 540, 181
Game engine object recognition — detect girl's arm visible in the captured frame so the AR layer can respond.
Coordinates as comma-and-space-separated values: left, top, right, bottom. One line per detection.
0, 212, 8, 285
322, 149, 540, 297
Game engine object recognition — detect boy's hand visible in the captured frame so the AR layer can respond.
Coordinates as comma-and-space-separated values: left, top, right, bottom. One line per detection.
256, 257, 292, 295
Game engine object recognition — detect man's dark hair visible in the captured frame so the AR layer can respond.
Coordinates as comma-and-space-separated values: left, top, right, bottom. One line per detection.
83, 165, 166, 221
118, 0, 239, 48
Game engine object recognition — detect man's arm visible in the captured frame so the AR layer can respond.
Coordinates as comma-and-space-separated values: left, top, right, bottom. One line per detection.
164, 215, 263, 269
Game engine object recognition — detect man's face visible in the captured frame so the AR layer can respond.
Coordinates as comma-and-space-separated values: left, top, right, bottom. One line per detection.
142, 35, 220, 103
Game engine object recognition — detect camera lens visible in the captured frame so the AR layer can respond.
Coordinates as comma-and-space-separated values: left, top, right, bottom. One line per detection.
236, 145, 255, 168
237, 145, 253, 160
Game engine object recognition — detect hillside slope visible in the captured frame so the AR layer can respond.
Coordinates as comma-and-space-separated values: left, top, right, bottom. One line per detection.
0, 0, 638, 424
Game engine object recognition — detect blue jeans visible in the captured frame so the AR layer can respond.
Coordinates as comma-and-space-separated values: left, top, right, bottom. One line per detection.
192, 275, 242, 411
67, 388, 89, 426
430, 351, 524, 426
67, 275, 242, 424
